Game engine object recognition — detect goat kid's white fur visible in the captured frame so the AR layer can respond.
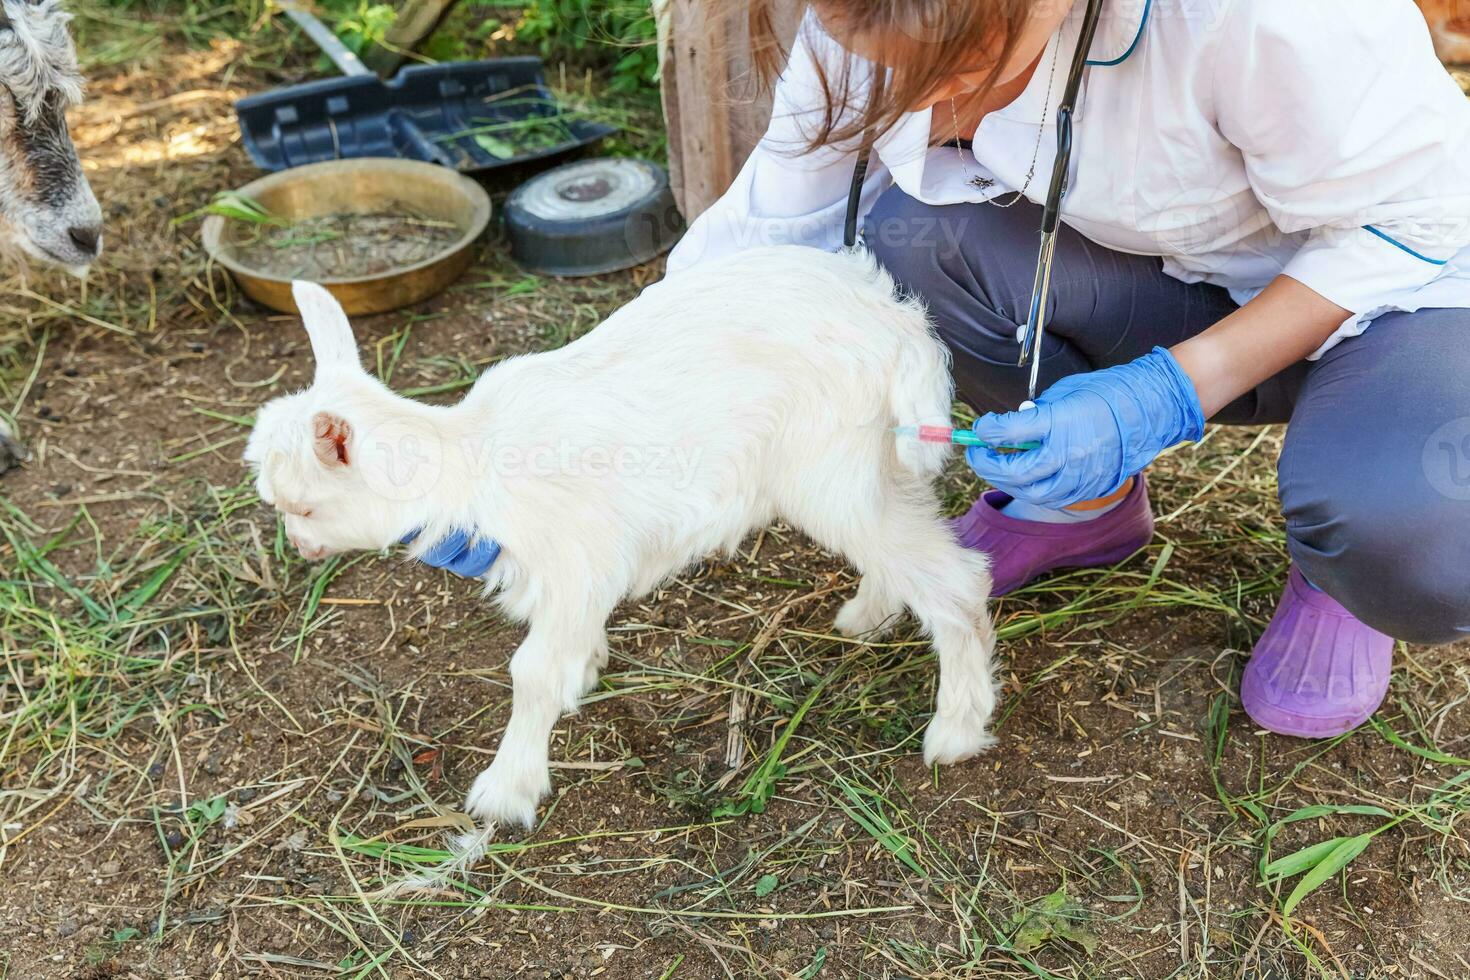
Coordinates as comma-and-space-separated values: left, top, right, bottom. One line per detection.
245, 246, 1000, 834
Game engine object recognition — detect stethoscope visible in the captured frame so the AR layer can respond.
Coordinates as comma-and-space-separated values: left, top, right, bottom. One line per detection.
843, 0, 1106, 403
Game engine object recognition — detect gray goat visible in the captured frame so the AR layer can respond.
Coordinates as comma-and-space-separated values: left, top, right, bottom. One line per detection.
0, 0, 101, 271
0, 0, 101, 472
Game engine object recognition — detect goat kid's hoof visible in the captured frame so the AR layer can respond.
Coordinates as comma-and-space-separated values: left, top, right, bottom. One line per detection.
465, 763, 549, 830
923, 712, 995, 767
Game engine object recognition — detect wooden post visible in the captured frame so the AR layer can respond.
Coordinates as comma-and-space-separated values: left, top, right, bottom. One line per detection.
364, 0, 464, 77
660, 0, 802, 220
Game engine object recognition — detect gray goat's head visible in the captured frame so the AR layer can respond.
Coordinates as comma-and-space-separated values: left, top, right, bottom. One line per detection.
0, 0, 101, 271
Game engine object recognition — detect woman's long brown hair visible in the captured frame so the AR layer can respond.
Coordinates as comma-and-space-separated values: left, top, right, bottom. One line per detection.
746, 0, 1034, 152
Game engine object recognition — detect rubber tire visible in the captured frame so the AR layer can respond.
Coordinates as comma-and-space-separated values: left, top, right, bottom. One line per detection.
504, 158, 684, 277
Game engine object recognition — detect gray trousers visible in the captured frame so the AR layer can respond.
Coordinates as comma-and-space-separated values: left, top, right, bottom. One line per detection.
864, 186, 1470, 644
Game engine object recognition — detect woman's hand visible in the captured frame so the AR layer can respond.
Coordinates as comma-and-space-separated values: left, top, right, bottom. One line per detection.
969, 275, 1352, 508
404, 529, 502, 578
965, 347, 1205, 508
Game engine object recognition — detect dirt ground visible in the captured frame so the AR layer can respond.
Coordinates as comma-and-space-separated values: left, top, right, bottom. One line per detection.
3, 10, 1470, 980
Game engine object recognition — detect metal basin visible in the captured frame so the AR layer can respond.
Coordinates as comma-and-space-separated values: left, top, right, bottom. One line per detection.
201, 158, 491, 315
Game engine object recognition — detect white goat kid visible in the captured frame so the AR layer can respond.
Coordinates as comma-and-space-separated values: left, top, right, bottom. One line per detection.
0, 0, 102, 270
245, 247, 999, 832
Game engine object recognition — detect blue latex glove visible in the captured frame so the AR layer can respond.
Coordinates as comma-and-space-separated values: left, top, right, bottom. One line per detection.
402, 529, 502, 578
966, 347, 1205, 508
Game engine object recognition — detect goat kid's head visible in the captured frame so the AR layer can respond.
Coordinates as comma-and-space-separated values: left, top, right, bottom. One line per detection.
0, 0, 101, 271
245, 282, 445, 561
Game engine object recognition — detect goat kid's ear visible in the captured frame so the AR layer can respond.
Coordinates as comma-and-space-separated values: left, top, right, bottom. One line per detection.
292, 281, 362, 377
312, 411, 353, 469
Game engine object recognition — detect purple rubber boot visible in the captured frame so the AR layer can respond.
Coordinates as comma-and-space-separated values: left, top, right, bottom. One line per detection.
953, 476, 1155, 597
1240, 567, 1394, 738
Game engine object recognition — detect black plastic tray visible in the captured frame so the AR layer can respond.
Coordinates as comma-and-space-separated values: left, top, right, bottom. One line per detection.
236, 57, 616, 174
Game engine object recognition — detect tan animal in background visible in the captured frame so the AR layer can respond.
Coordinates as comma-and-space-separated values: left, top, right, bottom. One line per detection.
1419, 0, 1470, 63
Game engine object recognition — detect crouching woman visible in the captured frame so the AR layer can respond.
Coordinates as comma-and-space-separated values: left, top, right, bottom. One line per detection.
660, 0, 1470, 737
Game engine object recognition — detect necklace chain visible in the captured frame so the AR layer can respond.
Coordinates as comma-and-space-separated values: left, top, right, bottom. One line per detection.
950, 35, 1061, 206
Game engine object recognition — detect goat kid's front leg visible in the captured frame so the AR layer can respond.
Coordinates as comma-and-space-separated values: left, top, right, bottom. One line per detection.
465, 615, 606, 830
835, 572, 905, 639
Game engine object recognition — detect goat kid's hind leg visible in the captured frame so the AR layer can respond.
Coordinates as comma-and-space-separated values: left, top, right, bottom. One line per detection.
837, 502, 998, 765
914, 552, 1000, 767
465, 613, 607, 830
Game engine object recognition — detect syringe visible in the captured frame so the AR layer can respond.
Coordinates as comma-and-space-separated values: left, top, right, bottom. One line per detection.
893, 425, 1040, 452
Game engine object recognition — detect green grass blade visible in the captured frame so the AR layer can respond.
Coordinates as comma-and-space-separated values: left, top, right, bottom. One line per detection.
1281, 833, 1373, 918
118, 544, 195, 617
1371, 717, 1470, 766
1263, 836, 1358, 882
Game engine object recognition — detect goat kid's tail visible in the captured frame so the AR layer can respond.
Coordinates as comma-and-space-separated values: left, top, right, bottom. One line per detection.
888, 309, 956, 479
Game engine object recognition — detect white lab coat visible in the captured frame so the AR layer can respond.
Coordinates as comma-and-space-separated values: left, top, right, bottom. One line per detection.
665, 0, 1470, 356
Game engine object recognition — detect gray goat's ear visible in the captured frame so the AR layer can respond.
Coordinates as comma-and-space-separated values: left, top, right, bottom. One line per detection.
292, 281, 361, 376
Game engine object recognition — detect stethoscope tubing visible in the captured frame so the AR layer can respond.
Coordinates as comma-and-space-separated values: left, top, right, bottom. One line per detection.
1019, 0, 1106, 400
842, 0, 1109, 405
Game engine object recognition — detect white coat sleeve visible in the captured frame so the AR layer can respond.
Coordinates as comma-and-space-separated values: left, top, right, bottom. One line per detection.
1214, 0, 1470, 342
663, 11, 888, 275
